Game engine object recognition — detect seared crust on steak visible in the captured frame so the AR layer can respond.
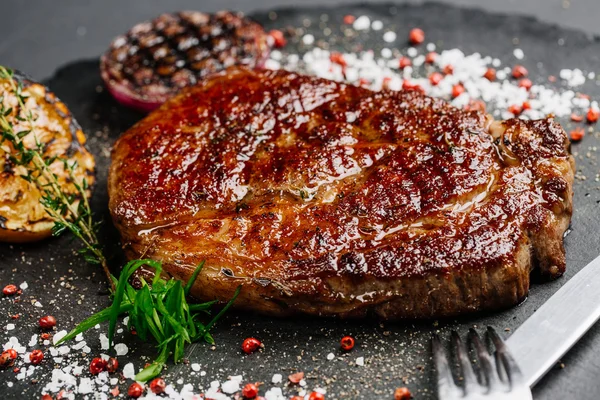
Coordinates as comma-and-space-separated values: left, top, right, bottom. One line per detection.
108, 67, 574, 319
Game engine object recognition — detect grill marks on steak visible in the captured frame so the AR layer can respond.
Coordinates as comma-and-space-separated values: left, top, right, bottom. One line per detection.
109, 67, 574, 318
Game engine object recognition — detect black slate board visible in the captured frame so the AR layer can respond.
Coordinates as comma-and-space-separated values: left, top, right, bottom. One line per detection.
1, 2, 600, 399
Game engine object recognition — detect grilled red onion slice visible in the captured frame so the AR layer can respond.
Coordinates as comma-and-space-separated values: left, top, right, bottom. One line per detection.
100, 11, 270, 112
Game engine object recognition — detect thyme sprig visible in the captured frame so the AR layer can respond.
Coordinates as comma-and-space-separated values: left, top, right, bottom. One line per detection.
0, 66, 112, 288
57, 260, 240, 381
1, 65, 240, 380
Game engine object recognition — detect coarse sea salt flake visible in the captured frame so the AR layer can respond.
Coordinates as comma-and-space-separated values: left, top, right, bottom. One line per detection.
383, 31, 397, 43
513, 48, 524, 60
265, 387, 284, 400
114, 343, 128, 356
381, 48, 392, 58
302, 34, 315, 45
221, 379, 240, 394
327, 353, 335, 360
353, 15, 370, 31
71, 341, 86, 350
122, 363, 135, 379
191, 363, 201, 372
99, 334, 109, 350
356, 356, 365, 366
272, 373, 283, 384
78, 377, 93, 394
53, 330, 67, 345
19, 282, 28, 290
6, 324, 15, 331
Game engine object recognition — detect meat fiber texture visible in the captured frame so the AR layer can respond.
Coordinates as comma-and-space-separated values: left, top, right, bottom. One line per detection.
109, 67, 574, 319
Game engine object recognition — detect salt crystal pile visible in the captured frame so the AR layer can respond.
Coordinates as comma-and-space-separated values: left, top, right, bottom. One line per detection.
267, 32, 596, 125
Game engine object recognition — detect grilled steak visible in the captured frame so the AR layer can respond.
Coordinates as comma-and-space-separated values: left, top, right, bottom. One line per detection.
100, 11, 269, 112
109, 67, 574, 319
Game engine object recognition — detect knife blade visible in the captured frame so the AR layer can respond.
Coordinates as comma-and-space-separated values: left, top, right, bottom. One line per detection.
506, 254, 600, 388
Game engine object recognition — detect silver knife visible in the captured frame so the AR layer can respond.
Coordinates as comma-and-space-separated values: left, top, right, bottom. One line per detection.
506, 254, 600, 388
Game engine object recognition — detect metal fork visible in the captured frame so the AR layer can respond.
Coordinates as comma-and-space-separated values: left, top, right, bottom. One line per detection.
432, 327, 532, 400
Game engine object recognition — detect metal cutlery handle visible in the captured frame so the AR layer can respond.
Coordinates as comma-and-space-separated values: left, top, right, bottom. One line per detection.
506, 254, 600, 387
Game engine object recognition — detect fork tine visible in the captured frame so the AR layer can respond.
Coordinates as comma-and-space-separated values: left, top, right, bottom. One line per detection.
487, 326, 525, 385
451, 331, 480, 392
468, 328, 499, 390
432, 333, 461, 398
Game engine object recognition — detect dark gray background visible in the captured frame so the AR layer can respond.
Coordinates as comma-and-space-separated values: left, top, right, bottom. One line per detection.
1, 0, 599, 80
1, 1, 600, 399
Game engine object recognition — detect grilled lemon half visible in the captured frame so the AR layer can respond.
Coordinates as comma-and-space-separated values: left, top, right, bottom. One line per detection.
0, 72, 95, 242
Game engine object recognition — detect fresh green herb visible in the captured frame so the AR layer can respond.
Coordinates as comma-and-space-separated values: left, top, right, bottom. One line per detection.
57, 259, 240, 381
0, 66, 112, 288
1, 65, 240, 379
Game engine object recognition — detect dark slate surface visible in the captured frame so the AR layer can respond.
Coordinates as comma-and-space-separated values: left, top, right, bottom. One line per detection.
1, 2, 600, 399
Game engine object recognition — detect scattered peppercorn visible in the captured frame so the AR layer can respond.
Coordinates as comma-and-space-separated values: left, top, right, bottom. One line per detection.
483, 68, 496, 81
340, 336, 355, 351
41, 395, 53, 400
464, 99, 486, 113
518, 78, 533, 90
402, 80, 423, 93
425, 52, 437, 64
288, 371, 305, 384
29, 349, 44, 365
521, 101, 531, 111
269, 30, 286, 48
429, 72, 443, 86
451, 84, 465, 98
106, 357, 119, 373
398, 57, 411, 69
571, 113, 584, 122
570, 128, 585, 142
0, 351, 13, 368
586, 108, 599, 123
308, 392, 325, 400
442, 65, 454, 75
408, 28, 425, 45
512, 65, 528, 79
330, 52, 347, 67
40, 333, 51, 341
3, 284, 18, 296
242, 337, 262, 354
508, 104, 523, 116
290, 397, 304, 400
4, 349, 17, 360
127, 382, 144, 398
343, 15, 356, 25
242, 383, 259, 398
90, 357, 107, 375
394, 387, 412, 400
150, 377, 166, 394
38, 315, 57, 330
